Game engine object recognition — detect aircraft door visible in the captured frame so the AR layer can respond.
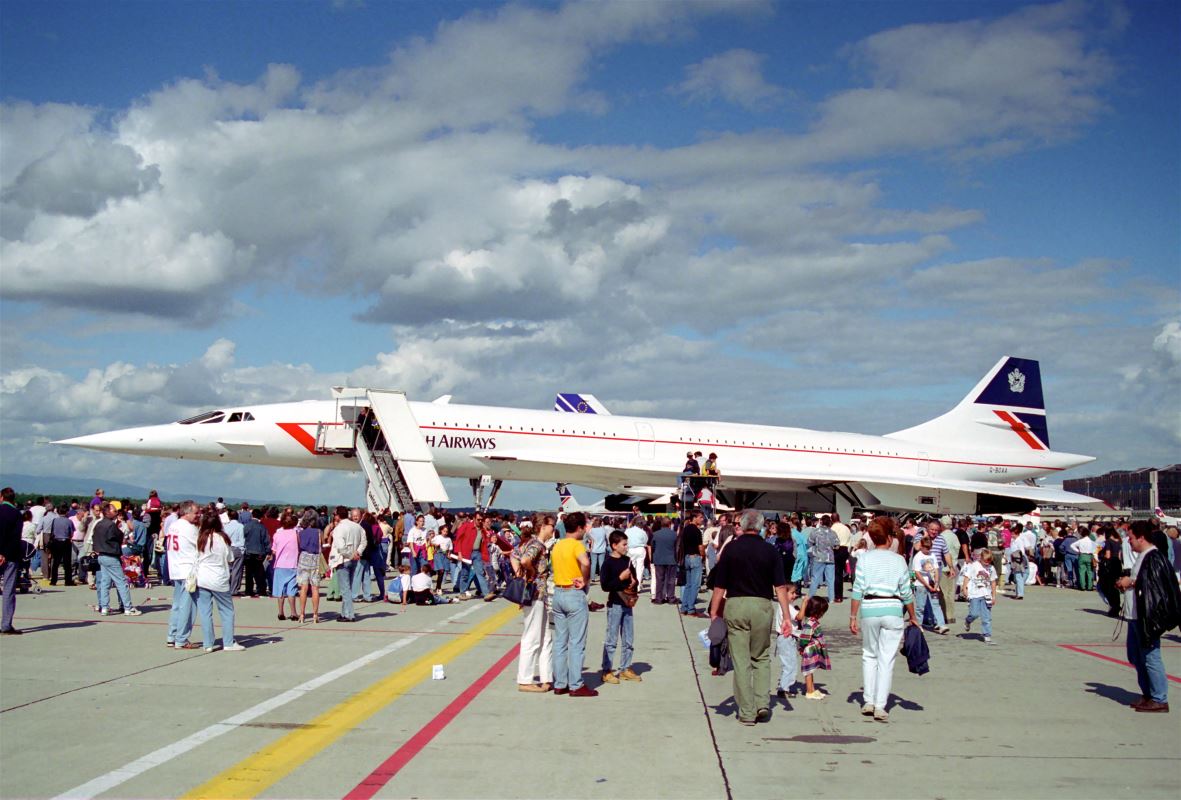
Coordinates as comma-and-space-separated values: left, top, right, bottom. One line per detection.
635, 423, 655, 461
917, 451, 930, 477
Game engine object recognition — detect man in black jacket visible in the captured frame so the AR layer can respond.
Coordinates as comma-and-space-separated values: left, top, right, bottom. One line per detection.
92, 503, 141, 616
0, 487, 24, 634
242, 509, 270, 597
1116, 521, 1181, 713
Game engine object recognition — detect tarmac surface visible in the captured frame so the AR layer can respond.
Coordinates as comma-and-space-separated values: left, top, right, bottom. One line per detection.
1, 574, 1179, 800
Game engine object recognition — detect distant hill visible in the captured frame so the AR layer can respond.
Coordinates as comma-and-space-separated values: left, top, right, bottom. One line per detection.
1, 473, 252, 506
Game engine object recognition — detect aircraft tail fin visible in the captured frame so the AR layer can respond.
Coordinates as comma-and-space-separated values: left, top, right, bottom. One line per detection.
554, 393, 611, 415
886, 356, 1053, 451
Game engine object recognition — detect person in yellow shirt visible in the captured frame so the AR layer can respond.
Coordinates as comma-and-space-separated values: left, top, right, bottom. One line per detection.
550, 511, 594, 697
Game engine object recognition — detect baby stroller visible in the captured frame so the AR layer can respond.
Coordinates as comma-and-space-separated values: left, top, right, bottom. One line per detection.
122, 554, 146, 588
18, 541, 42, 594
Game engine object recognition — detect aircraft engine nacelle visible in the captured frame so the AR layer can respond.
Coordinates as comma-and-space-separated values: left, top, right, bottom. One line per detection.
861, 483, 1035, 515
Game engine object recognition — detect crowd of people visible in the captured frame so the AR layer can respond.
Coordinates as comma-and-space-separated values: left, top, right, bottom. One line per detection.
1, 486, 1178, 715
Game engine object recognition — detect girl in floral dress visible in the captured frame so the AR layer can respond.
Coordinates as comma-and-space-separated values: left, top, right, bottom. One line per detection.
796, 595, 831, 700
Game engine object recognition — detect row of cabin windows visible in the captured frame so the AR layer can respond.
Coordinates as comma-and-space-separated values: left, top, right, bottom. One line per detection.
425, 422, 899, 457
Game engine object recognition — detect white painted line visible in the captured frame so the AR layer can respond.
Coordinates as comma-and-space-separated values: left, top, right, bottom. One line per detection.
54, 602, 488, 800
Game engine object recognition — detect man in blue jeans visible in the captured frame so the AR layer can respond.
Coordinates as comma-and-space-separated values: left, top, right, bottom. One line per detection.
550, 511, 595, 697
680, 511, 707, 616
585, 518, 608, 583
1118, 521, 1179, 713
808, 516, 839, 599
92, 503, 142, 616
455, 513, 490, 599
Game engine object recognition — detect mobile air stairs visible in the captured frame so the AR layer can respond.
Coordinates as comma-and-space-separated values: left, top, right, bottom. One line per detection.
313, 388, 449, 513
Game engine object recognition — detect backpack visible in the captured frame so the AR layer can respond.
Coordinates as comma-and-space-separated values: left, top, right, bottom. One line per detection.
1011, 548, 1027, 568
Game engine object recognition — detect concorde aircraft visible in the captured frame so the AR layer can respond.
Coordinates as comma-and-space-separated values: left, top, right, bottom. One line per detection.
56, 356, 1104, 517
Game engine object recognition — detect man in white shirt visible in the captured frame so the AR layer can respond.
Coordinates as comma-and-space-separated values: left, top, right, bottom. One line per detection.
423, 507, 441, 535
1070, 529, 1097, 591
29, 498, 46, 529
328, 507, 367, 622
166, 501, 200, 649
624, 520, 649, 591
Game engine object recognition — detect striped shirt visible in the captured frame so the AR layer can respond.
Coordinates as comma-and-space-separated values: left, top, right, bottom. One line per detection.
851, 548, 914, 618
930, 533, 949, 564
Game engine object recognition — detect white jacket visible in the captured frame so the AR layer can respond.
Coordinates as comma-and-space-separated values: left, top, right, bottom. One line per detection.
328, 519, 366, 568
196, 534, 232, 592
168, 519, 200, 580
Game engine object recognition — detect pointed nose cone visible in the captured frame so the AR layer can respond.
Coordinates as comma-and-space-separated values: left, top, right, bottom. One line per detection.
54, 425, 173, 456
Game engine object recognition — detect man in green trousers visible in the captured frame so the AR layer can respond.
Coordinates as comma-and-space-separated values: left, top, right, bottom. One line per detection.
709, 509, 794, 725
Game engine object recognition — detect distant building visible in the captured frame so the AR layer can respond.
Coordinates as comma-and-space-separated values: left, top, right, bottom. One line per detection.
1064, 464, 1181, 511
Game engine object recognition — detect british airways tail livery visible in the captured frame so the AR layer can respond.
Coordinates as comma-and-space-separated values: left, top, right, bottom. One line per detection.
887, 357, 1051, 450
56, 356, 1103, 516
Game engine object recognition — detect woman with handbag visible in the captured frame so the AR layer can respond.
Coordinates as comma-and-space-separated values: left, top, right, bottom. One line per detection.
295, 509, 323, 624
600, 530, 641, 684
512, 517, 555, 693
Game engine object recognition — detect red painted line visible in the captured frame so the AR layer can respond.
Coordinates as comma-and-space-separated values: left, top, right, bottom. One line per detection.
17, 616, 516, 637
1059, 644, 1181, 683
274, 416, 1062, 472
344, 642, 521, 800
421, 425, 1062, 472
1064, 643, 1181, 648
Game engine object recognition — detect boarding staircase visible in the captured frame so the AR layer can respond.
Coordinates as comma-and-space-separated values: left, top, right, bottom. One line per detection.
315, 388, 449, 513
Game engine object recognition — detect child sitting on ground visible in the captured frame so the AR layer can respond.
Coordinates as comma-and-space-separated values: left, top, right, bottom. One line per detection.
774, 583, 801, 699
386, 565, 410, 606
407, 564, 452, 604
796, 595, 831, 700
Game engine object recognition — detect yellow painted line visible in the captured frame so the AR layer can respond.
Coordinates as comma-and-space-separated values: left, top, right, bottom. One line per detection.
183, 605, 520, 800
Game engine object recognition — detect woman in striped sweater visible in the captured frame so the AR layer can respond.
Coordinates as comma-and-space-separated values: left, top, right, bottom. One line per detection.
849, 517, 918, 723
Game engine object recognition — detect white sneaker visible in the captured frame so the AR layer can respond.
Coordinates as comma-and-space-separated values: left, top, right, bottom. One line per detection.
223, 643, 246, 652
984, 636, 994, 645
861, 702, 875, 716
873, 709, 889, 723
123, 608, 142, 616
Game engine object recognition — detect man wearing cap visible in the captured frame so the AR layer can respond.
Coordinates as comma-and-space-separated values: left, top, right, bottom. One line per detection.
708, 510, 793, 725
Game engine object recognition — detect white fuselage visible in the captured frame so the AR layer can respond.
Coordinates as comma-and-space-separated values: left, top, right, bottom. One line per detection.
66, 398, 1082, 494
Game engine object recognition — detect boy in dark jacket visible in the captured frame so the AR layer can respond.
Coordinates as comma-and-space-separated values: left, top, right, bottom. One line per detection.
601, 531, 641, 684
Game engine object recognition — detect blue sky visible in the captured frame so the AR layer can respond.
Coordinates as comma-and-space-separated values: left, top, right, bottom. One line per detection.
1, 0, 1178, 509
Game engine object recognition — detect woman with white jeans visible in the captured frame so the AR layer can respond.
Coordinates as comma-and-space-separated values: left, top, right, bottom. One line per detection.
512, 519, 555, 692
849, 518, 917, 723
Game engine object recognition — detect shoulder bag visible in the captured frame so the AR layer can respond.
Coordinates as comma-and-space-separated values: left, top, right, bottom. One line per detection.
502, 576, 536, 607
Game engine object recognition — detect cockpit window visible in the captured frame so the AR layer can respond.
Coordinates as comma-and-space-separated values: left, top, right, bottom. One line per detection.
177, 411, 225, 425
228, 412, 243, 423
200, 413, 225, 424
